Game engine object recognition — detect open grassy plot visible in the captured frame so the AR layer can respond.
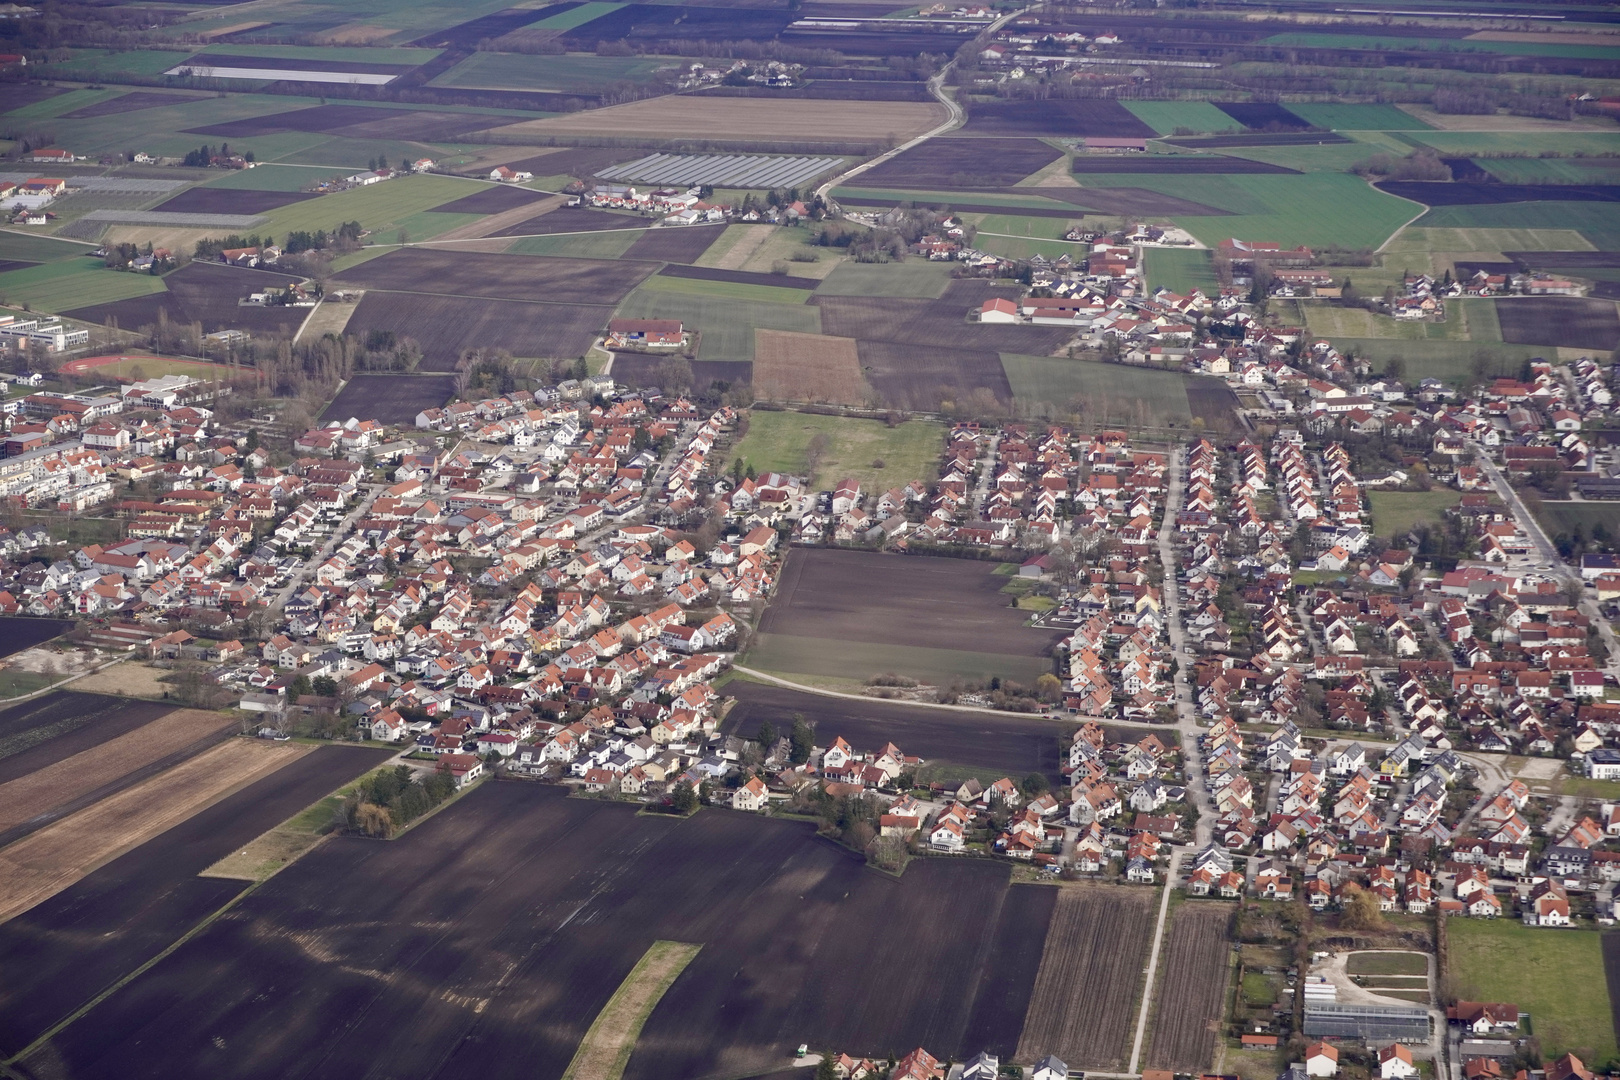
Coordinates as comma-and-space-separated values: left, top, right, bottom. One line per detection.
1332, 339, 1542, 385
728, 410, 941, 490
564, 941, 702, 1080
0, 260, 165, 313
1001, 354, 1194, 426
1407, 132, 1620, 157
432, 51, 675, 92
1346, 951, 1429, 977
1368, 490, 1462, 538
201, 164, 353, 192
35, 49, 193, 80
1211, 140, 1393, 174
1302, 299, 1494, 343
1415, 203, 1620, 251
1394, 225, 1595, 256
614, 289, 818, 362
528, 2, 625, 30
745, 634, 1052, 688
814, 259, 953, 298
1123, 100, 1241, 137
1448, 918, 1615, 1065
255, 173, 484, 238
638, 273, 810, 305
1082, 173, 1418, 250
0, 231, 95, 264
1283, 103, 1433, 130
1260, 31, 1620, 60
697, 224, 840, 280
1146, 248, 1217, 294
508, 231, 644, 259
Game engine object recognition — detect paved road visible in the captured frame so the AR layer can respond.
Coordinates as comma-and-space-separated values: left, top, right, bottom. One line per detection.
1157, 445, 1217, 847
269, 482, 384, 611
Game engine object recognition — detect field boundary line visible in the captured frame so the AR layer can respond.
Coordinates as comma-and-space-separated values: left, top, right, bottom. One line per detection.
560, 939, 702, 1080
1128, 850, 1180, 1074
1, 877, 263, 1070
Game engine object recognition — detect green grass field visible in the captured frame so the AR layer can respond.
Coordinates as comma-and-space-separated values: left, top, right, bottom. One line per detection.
1281, 103, 1434, 131
1367, 489, 1462, 537
1, 88, 125, 121
744, 632, 1050, 688
88, 355, 242, 381
385, 210, 484, 244
196, 43, 441, 65
831, 186, 1077, 212
1345, 951, 1429, 976
204, 164, 353, 192
431, 52, 673, 92
1332, 338, 1542, 384
1081, 173, 1418, 249
1260, 31, 1620, 60
1391, 225, 1595, 255
1537, 501, 1620, 541
614, 290, 819, 361
0, 260, 166, 313
1303, 297, 1497, 342
35, 49, 192, 80
1476, 157, 1620, 186
527, 1, 623, 29
1408, 132, 1620, 157
1146, 248, 1217, 294
1000, 354, 1194, 425
277, 136, 480, 171
507, 231, 643, 258
728, 410, 942, 489
1123, 101, 1242, 136
1414, 202, 1620, 251
639, 274, 812, 305
1214, 140, 1393, 174
1447, 919, 1616, 1066
814, 260, 953, 298
0, 231, 96, 264
975, 234, 1085, 261
36, 94, 308, 157
254, 173, 483, 240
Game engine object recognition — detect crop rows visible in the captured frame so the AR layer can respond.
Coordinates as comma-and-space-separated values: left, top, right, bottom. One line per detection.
599, 152, 842, 189
1146, 903, 1234, 1074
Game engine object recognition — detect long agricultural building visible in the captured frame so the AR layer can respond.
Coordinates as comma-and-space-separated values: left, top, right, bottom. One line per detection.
1303, 1003, 1431, 1042
596, 152, 842, 190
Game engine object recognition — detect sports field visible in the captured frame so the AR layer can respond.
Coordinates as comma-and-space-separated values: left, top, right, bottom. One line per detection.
1367, 490, 1461, 538
727, 411, 942, 491
1447, 919, 1616, 1065
1000, 354, 1193, 426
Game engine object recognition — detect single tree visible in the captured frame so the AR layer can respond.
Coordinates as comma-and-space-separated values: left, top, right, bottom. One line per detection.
671, 779, 698, 814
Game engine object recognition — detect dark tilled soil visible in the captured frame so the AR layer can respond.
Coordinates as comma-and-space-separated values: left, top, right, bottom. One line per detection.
0, 744, 392, 1057
958, 99, 1156, 139
178, 53, 420, 74
814, 281, 1072, 356
1377, 181, 1620, 206
333, 248, 653, 303
152, 187, 318, 214
1163, 132, 1351, 148
1213, 101, 1313, 130
1497, 296, 1620, 352
611, 355, 749, 394
488, 206, 648, 238
722, 681, 1066, 782
346, 292, 612, 368
622, 224, 726, 264
1602, 932, 1620, 1053
0, 618, 70, 662
557, 3, 794, 45
658, 263, 819, 289
1146, 903, 1236, 1073
859, 339, 1013, 409
1505, 250, 1620, 268
0, 695, 177, 787
318, 373, 457, 425
17, 784, 1051, 1080
430, 184, 551, 215
66, 261, 309, 337
409, 4, 579, 47
493, 147, 648, 179
1070, 155, 1297, 175
857, 138, 1063, 189
186, 104, 490, 140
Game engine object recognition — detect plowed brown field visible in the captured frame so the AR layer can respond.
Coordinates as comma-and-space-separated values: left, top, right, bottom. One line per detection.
1147, 902, 1235, 1073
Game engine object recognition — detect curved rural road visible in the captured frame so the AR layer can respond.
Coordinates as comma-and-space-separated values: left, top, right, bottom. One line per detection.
813, 7, 1023, 205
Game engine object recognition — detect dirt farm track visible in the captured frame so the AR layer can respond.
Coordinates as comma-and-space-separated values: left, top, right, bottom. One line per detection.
12, 783, 1057, 1080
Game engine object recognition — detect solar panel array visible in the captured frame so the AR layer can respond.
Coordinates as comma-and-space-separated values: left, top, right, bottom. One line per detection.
597, 153, 841, 190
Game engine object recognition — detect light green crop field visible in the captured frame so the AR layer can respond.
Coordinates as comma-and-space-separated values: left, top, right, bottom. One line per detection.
35, 49, 192, 80
970, 212, 1084, 238
1391, 225, 1595, 254
1261, 31, 1620, 60
1478, 157, 1620, 185
431, 52, 674, 92
506, 231, 643, 258
196, 43, 442, 65
1213, 141, 1389, 173
814, 259, 953, 298
1, 88, 124, 121
1345, 951, 1429, 977
1082, 173, 1418, 249
1368, 490, 1462, 536
382, 211, 484, 243
1447, 919, 1616, 1066
614, 289, 819, 361
727, 410, 942, 489
34, 95, 303, 157
1146, 248, 1218, 294
204, 165, 353, 192
975, 235, 1085, 261
1415, 202, 1620, 250
639, 274, 812, 305
1000, 353, 1193, 425
528, 1, 623, 29
0, 260, 167, 312
0, 231, 96, 264
1124, 101, 1241, 136
1408, 131, 1620, 156
254, 174, 483, 238
1281, 103, 1433, 130
1303, 297, 1497, 342
277, 137, 477, 170
1330, 338, 1541, 384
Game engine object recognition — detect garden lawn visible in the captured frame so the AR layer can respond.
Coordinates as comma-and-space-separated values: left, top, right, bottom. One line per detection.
1080, 173, 1418, 249
1123, 101, 1242, 136
1446, 918, 1616, 1065
1367, 489, 1462, 538
0, 260, 166, 312
1146, 248, 1217, 294
726, 410, 943, 490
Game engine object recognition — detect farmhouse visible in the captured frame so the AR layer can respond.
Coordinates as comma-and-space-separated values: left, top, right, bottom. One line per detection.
606, 319, 684, 350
